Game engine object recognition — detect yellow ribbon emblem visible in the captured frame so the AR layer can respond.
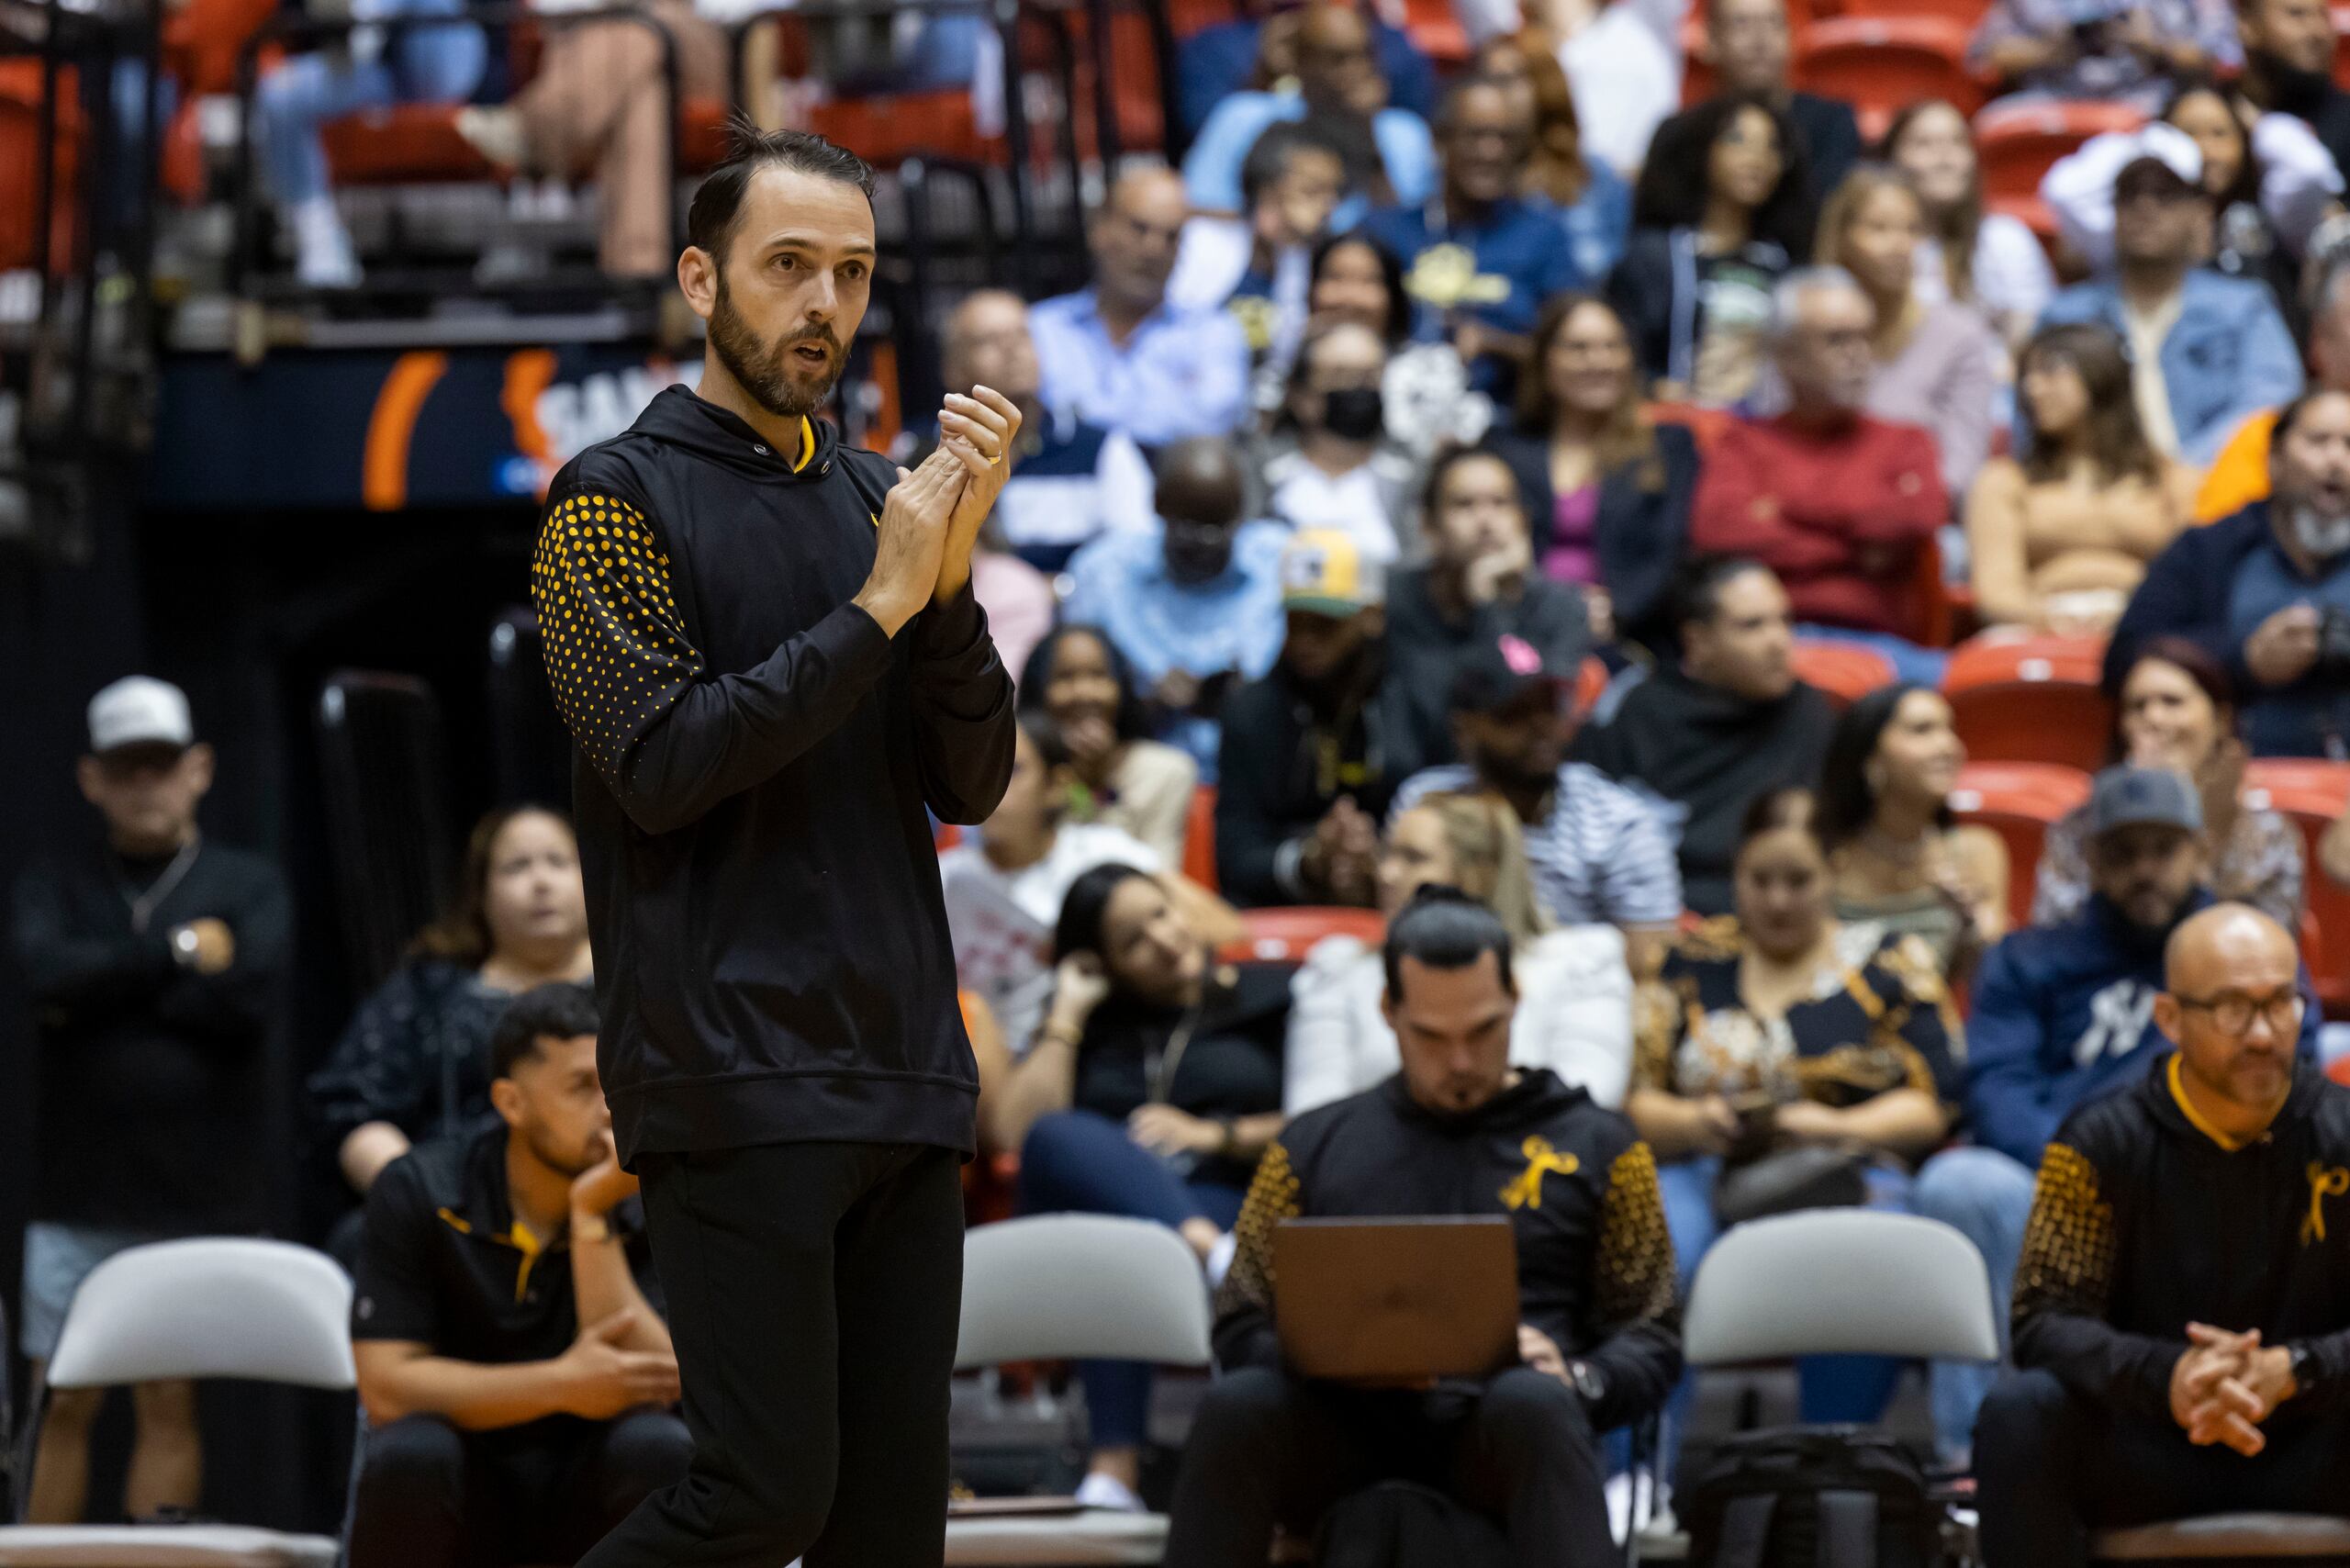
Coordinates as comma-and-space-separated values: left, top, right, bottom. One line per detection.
1500, 1136, 1580, 1211
2305, 1162, 2350, 1245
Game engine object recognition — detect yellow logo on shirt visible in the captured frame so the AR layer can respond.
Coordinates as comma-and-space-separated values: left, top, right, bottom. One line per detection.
1404, 243, 1511, 311
1501, 1136, 1580, 1211
2305, 1162, 2349, 1245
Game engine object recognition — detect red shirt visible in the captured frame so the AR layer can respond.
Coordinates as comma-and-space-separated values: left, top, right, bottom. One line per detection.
1690, 412, 1947, 639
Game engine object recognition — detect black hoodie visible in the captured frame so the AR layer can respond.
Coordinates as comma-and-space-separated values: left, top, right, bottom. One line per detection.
531, 387, 1015, 1165
2014, 1055, 2350, 1423
1215, 1068, 1682, 1431
1572, 664, 1835, 916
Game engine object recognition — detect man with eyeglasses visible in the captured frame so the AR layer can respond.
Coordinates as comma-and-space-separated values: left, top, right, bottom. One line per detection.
1031, 169, 1254, 447
1914, 764, 2321, 1465
1974, 898, 2350, 1567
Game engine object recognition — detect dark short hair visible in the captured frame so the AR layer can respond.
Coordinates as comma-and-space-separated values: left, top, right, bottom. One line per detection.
1015, 707, 1072, 771
2271, 386, 2350, 447
687, 118, 877, 261
1382, 885, 1516, 999
1738, 786, 1823, 854
1671, 554, 1773, 633
489, 982, 600, 1081
1239, 118, 1345, 211
1436, 73, 1516, 135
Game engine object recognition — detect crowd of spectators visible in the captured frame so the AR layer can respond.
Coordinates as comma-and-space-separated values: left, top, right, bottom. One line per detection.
33, 0, 2350, 1555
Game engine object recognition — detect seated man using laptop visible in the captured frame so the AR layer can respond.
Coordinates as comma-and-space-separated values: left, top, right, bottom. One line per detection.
1162, 889, 1682, 1568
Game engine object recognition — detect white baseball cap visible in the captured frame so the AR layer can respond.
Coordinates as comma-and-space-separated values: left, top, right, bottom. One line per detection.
87, 676, 195, 755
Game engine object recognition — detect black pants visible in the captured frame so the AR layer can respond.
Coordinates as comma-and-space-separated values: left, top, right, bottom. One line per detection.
577, 1140, 966, 1568
349, 1409, 691, 1568
1977, 1367, 2350, 1568
1160, 1364, 1618, 1568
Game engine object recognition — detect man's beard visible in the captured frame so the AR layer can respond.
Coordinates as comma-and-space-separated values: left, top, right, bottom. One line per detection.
709, 274, 845, 420
2250, 46, 2335, 118
2289, 502, 2350, 561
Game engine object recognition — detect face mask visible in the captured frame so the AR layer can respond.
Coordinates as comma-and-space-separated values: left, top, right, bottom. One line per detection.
2291, 505, 2350, 560
1319, 386, 1386, 442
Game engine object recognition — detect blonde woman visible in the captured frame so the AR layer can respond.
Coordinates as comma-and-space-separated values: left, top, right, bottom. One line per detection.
1284, 790, 1634, 1114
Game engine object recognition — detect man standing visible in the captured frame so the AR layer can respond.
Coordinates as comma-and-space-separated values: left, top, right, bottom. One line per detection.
1913, 766, 2318, 1463
1161, 890, 1680, 1567
1215, 530, 1420, 906
1690, 268, 1949, 678
348, 984, 690, 1568
2109, 386, 2350, 758
1061, 437, 1289, 776
532, 128, 1019, 1567
1977, 903, 2350, 1567
1575, 557, 1835, 915
11, 676, 291, 1523
1031, 169, 1254, 446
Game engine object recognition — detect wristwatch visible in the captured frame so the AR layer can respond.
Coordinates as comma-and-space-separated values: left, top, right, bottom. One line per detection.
169, 924, 202, 969
1567, 1359, 1607, 1409
2288, 1342, 2321, 1397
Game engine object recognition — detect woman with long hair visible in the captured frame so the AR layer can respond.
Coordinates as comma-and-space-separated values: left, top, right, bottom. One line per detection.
1965, 322, 2198, 633
1881, 99, 2056, 346
1018, 625, 1199, 865
991, 864, 1289, 1510
1483, 293, 1700, 650
1817, 683, 2010, 980
1286, 790, 1635, 1114
1808, 164, 1999, 495
1611, 91, 1817, 406
2160, 79, 2317, 315
2032, 639, 2307, 930
310, 804, 593, 1214
1630, 788, 1962, 1422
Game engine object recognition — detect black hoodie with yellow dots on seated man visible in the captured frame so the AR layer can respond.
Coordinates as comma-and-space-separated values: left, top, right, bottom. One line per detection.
529, 386, 1016, 1168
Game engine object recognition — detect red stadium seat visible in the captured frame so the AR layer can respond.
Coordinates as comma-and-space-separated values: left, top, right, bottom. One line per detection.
2331, 1053, 2350, 1089
2242, 761, 2350, 1015
1974, 99, 2147, 205
1183, 785, 1218, 892
1840, 0, 1992, 24
1948, 761, 2094, 929
1575, 656, 1609, 716
1942, 633, 2112, 772
2335, 6, 2350, 91
1794, 17, 1987, 121
1220, 907, 1385, 964
1790, 640, 1897, 708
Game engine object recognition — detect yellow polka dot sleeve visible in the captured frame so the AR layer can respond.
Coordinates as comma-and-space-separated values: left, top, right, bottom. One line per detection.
2009, 1137, 2179, 1418
1580, 1138, 1685, 1425
531, 489, 702, 796
1209, 1140, 1301, 1368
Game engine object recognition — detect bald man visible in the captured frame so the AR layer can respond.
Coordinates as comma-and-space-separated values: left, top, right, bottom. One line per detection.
1061, 436, 1289, 776
1029, 170, 1253, 446
939, 289, 1153, 573
1977, 902, 2350, 1567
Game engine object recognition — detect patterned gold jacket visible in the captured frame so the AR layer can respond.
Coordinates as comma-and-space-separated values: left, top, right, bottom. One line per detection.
1216, 1068, 1682, 1430
2015, 1054, 2350, 1420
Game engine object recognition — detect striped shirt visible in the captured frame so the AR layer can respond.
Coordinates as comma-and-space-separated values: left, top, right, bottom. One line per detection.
1392, 763, 1683, 929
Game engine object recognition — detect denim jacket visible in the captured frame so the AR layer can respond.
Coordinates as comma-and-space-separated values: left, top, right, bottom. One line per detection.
2038, 271, 2303, 466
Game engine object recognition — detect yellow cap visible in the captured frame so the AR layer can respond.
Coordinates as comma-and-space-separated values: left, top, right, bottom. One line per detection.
1280, 530, 1385, 617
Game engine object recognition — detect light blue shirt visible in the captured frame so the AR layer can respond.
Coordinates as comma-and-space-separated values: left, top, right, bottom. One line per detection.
1061, 520, 1289, 778
1029, 288, 1254, 446
1181, 90, 1437, 229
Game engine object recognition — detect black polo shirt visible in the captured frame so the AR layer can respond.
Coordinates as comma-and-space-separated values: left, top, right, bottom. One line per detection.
351, 1125, 657, 1363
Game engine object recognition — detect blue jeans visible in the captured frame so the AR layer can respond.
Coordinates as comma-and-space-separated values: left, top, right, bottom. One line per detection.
1657, 1155, 1913, 1459
1795, 625, 1951, 688
1910, 1146, 2035, 1463
257, 0, 487, 206
1017, 1110, 1246, 1452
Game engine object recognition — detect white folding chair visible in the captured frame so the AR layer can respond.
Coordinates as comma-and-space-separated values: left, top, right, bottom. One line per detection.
946, 1215, 1212, 1567
0, 1238, 353, 1567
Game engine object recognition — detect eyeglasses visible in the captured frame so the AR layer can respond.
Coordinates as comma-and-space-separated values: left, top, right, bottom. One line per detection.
2176, 990, 2306, 1036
